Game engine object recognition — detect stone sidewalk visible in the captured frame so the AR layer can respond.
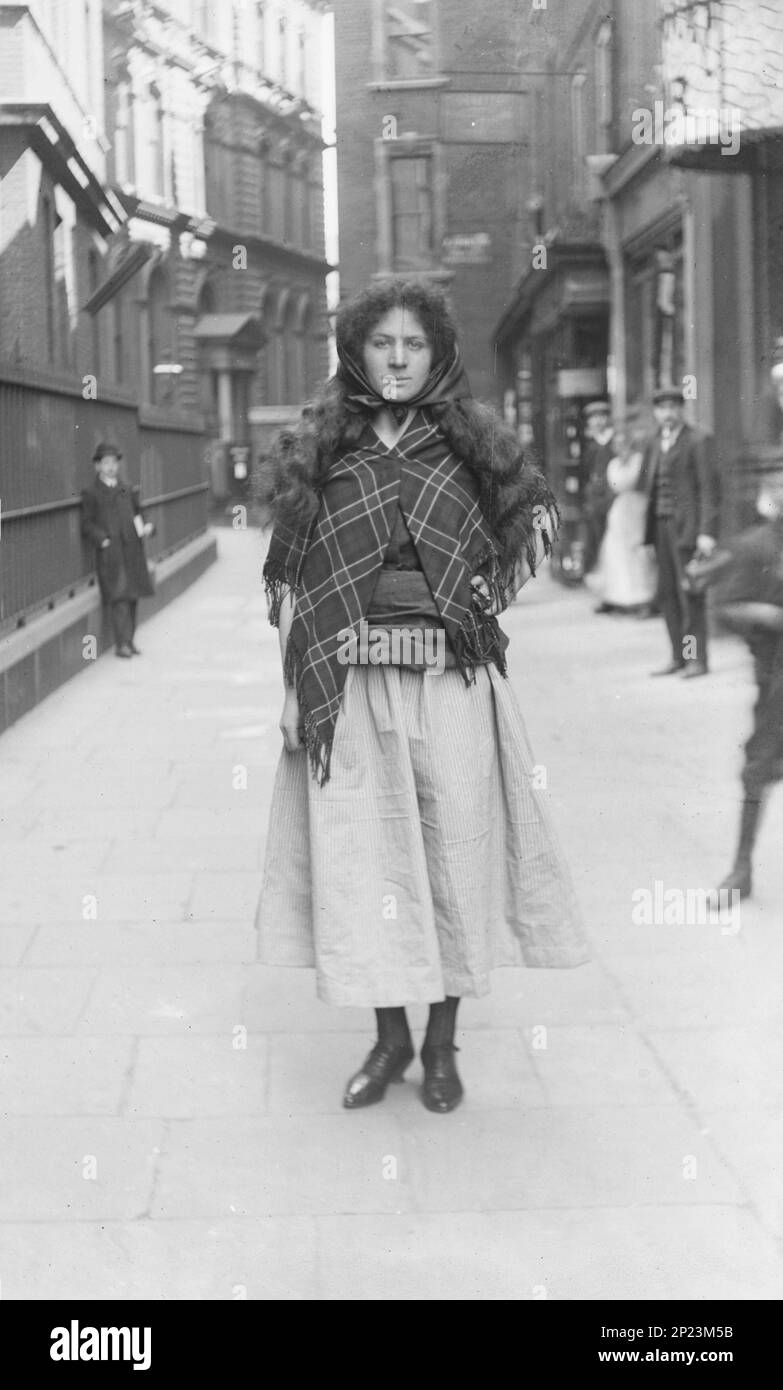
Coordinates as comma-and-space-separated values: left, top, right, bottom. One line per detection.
0, 526, 781, 1300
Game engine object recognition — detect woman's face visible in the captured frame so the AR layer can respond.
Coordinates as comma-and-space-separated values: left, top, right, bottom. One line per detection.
362, 308, 433, 404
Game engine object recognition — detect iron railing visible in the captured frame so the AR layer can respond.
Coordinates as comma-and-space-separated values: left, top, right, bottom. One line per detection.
0, 366, 207, 632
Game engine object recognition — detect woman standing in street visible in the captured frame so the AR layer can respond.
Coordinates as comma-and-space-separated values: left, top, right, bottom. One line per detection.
254, 280, 589, 1113
585, 410, 658, 616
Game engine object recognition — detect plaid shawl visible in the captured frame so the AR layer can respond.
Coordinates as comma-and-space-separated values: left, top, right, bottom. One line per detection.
264, 410, 516, 785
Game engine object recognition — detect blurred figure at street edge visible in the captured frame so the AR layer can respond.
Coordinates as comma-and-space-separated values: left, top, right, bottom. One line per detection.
641, 385, 720, 678
80, 442, 155, 658
713, 462, 783, 899
254, 279, 589, 1114
581, 399, 615, 598
584, 407, 658, 616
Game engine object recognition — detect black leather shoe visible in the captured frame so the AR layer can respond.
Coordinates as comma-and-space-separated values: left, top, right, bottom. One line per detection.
129, 642, 142, 655
651, 660, 685, 676
420, 1043, 463, 1113
342, 1040, 414, 1109
115, 644, 133, 658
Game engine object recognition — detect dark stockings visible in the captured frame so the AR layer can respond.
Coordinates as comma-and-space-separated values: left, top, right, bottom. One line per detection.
374, 999, 461, 1050
374, 1007, 411, 1049
423, 996, 460, 1050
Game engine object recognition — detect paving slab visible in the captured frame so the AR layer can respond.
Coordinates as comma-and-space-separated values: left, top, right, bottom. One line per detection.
312, 1205, 783, 1301
401, 1105, 745, 1212
25, 922, 256, 967
0, 1118, 164, 1219
0, 1037, 134, 1114
0, 967, 96, 1035
74, 965, 248, 1036
151, 1114, 414, 1218
0, 1216, 319, 1300
126, 1035, 268, 1118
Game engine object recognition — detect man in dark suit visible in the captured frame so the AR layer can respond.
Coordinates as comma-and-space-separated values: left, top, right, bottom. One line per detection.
642, 387, 720, 678
80, 442, 155, 657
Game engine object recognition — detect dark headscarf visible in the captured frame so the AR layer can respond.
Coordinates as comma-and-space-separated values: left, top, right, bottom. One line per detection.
336, 341, 472, 424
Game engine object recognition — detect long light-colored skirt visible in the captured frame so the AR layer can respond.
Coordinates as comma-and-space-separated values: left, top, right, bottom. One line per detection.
255, 663, 589, 1006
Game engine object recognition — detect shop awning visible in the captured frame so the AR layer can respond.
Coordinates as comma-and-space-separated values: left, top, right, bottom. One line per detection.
494, 244, 609, 345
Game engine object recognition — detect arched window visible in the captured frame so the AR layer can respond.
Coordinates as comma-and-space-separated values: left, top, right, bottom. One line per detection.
87, 249, 101, 366
297, 27, 306, 97
148, 82, 165, 199
147, 266, 173, 405
284, 294, 299, 403
278, 13, 287, 87
41, 193, 56, 363
266, 290, 286, 404
198, 279, 216, 315
112, 294, 125, 383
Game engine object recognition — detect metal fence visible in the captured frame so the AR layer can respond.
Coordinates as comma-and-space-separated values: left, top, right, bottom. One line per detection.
0, 366, 208, 633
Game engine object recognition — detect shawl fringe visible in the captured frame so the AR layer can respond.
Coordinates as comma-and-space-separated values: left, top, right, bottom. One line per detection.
263, 555, 299, 628
283, 629, 334, 786
453, 606, 509, 686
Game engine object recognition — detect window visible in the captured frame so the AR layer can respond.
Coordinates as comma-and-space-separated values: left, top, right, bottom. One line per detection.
390, 153, 434, 270
87, 250, 100, 366
197, 1, 214, 41
570, 73, 587, 203
112, 296, 125, 383
278, 14, 287, 88
297, 27, 306, 97
114, 81, 135, 188
300, 159, 311, 250
594, 20, 613, 153
256, 2, 266, 76
148, 84, 165, 199
376, 137, 442, 273
147, 267, 172, 405
198, 280, 216, 315
41, 194, 56, 363
625, 236, 684, 403
382, 1, 434, 81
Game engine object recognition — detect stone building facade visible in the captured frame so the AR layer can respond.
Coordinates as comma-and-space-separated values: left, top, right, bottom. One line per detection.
0, 0, 331, 728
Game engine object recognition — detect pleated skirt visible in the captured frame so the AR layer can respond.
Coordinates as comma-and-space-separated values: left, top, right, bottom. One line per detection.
255, 663, 590, 1006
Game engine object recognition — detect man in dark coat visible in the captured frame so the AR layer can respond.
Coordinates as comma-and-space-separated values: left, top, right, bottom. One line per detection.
641, 386, 720, 678
713, 462, 783, 898
80, 442, 155, 657
581, 399, 615, 590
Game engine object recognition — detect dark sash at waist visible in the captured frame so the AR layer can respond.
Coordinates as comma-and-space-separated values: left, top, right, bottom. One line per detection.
366, 567, 442, 624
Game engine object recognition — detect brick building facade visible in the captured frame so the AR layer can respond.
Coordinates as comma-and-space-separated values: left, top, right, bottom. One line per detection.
333, 0, 552, 403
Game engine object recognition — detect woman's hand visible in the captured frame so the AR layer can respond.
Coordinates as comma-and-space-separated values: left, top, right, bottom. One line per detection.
470, 574, 499, 614
280, 688, 304, 753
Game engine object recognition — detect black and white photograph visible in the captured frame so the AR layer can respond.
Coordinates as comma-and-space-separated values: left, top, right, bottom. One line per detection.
0, 0, 782, 1327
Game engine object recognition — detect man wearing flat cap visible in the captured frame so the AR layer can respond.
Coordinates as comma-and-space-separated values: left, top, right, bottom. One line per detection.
80, 443, 155, 658
581, 399, 615, 587
642, 386, 720, 677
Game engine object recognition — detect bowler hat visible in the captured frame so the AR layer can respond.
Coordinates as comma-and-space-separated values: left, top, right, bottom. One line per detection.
652, 386, 684, 405
92, 441, 123, 462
